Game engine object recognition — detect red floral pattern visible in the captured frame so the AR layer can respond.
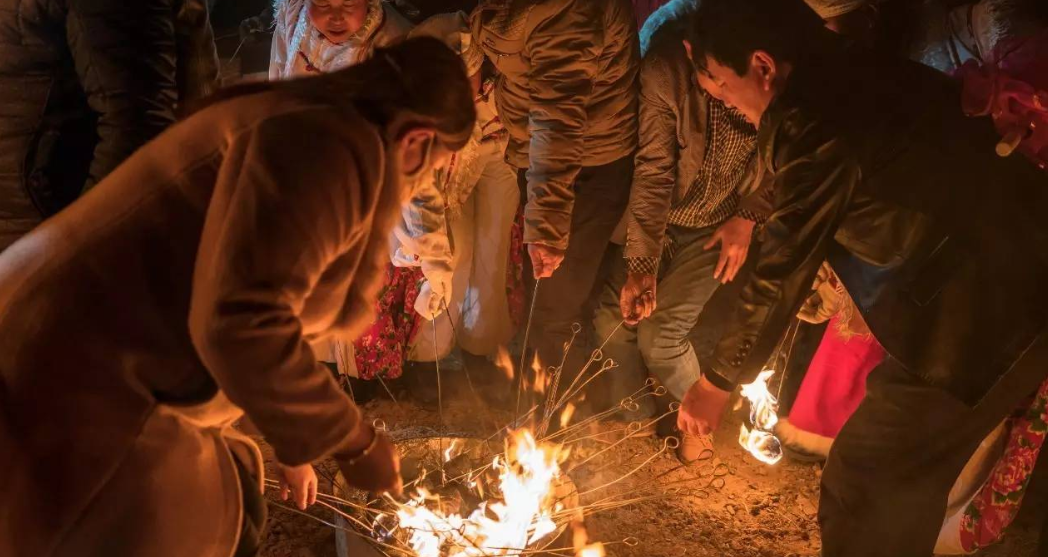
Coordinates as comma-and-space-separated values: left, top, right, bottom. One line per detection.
959, 377, 1048, 551
352, 264, 425, 380
506, 205, 526, 328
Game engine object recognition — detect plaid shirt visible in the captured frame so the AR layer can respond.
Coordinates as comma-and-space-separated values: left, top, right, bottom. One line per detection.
627, 94, 760, 275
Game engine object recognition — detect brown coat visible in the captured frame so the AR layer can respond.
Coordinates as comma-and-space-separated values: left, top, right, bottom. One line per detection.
472, 0, 640, 249
0, 80, 404, 557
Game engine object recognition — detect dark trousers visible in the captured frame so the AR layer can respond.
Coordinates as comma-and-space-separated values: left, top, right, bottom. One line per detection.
518, 156, 633, 390
820, 331, 1048, 557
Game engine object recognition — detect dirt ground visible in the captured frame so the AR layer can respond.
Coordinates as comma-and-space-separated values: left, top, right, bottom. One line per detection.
257, 387, 1047, 557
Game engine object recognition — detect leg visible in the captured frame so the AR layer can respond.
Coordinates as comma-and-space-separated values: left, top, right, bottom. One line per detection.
820, 334, 1048, 557
591, 245, 652, 419
459, 156, 519, 356
635, 227, 722, 405
526, 156, 633, 379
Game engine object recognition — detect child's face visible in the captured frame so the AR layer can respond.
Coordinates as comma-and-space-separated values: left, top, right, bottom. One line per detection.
308, 0, 368, 44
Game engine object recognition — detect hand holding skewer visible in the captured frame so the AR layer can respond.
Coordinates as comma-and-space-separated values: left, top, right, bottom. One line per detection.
620, 273, 656, 325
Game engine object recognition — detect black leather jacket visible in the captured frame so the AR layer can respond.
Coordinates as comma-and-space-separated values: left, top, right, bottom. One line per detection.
0, 0, 218, 251
709, 35, 1048, 406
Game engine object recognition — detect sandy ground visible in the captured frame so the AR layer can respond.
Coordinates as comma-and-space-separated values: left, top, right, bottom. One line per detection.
257, 268, 1045, 557
256, 387, 1046, 557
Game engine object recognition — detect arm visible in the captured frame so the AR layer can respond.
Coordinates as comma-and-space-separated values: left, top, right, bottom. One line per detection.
67, 0, 179, 191
392, 174, 454, 301
623, 50, 689, 276
734, 156, 775, 225
708, 111, 859, 389
269, 1, 293, 79
521, 0, 601, 250
189, 113, 370, 466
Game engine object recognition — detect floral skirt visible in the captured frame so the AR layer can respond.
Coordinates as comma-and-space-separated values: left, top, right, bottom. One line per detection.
957, 377, 1048, 552
352, 265, 425, 380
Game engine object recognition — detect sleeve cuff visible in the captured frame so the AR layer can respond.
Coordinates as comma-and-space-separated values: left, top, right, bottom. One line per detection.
735, 208, 767, 226
703, 366, 737, 392
626, 257, 660, 276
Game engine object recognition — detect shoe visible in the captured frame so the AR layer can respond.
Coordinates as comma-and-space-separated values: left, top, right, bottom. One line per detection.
677, 432, 714, 465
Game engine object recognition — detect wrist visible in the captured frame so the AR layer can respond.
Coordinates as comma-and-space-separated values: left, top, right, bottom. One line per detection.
699, 372, 735, 395
336, 423, 376, 460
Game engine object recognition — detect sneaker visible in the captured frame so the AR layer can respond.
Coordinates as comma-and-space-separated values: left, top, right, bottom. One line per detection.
677, 432, 714, 465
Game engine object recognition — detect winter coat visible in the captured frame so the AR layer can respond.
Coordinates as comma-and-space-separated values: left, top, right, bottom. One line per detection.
472, 0, 640, 249
709, 34, 1048, 407
0, 77, 402, 557
0, 0, 217, 252
625, 0, 770, 264
270, 0, 413, 79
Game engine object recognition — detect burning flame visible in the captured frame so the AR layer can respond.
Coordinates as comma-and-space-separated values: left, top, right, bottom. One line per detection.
737, 370, 783, 465
395, 429, 568, 557
495, 346, 515, 381
532, 356, 547, 394
444, 440, 459, 463
560, 403, 576, 429
578, 543, 606, 557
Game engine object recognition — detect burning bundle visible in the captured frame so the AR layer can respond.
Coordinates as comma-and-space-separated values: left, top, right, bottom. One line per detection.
337, 432, 579, 557
737, 369, 784, 465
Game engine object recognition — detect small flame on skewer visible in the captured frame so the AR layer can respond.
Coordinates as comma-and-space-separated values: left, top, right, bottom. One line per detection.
737, 369, 783, 465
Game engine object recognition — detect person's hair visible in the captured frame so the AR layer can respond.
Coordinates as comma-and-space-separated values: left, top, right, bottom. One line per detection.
188, 36, 476, 151
689, 0, 826, 76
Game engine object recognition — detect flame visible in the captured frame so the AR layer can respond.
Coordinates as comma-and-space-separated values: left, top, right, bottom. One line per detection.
394, 430, 568, 557
444, 440, 459, 463
560, 403, 576, 429
578, 543, 606, 557
737, 370, 783, 465
495, 346, 515, 381
532, 356, 547, 394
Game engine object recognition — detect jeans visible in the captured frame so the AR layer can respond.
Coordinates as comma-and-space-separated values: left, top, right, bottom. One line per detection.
819, 331, 1048, 557
592, 225, 723, 419
519, 156, 633, 390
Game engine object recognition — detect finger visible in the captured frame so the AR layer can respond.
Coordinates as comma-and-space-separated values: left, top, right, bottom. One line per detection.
295, 485, 308, 510
714, 250, 729, 280
308, 479, 318, 507
728, 249, 746, 282
727, 248, 744, 282
281, 484, 289, 501
619, 296, 634, 321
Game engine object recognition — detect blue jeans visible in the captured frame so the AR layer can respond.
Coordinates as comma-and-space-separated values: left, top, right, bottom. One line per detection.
592, 225, 723, 419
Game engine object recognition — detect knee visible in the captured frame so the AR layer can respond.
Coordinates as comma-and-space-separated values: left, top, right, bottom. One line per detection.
637, 317, 690, 355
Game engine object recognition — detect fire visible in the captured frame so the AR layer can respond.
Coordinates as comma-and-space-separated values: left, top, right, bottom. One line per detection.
737, 370, 783, 465
443, 440, 459, 462
578, 543, 606, 557
494, 346, 515, 381
394, 429, 568, 557
560, 403, 576, 429
532, 356, 547, 394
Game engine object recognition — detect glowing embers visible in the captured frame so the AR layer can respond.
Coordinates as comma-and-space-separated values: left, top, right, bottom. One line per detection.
737, 369, 783, 465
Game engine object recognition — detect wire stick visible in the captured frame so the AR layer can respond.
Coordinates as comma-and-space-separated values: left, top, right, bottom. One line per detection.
515, 279, 542, 422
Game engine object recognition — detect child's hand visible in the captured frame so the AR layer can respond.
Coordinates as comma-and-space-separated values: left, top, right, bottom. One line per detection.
277, 462, 318, 510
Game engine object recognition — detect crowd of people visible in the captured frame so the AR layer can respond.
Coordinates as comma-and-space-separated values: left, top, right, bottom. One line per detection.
0, 0, 1046, 556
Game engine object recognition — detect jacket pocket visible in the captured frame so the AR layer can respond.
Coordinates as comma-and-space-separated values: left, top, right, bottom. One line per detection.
904, 235, 965, 307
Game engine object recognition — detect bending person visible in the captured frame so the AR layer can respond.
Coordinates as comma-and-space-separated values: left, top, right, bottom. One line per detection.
676, 1, 1048, 556
0, 37, 475, 557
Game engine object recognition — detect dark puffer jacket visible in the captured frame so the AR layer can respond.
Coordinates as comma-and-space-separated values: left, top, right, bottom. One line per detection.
0, 0, 218, 251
